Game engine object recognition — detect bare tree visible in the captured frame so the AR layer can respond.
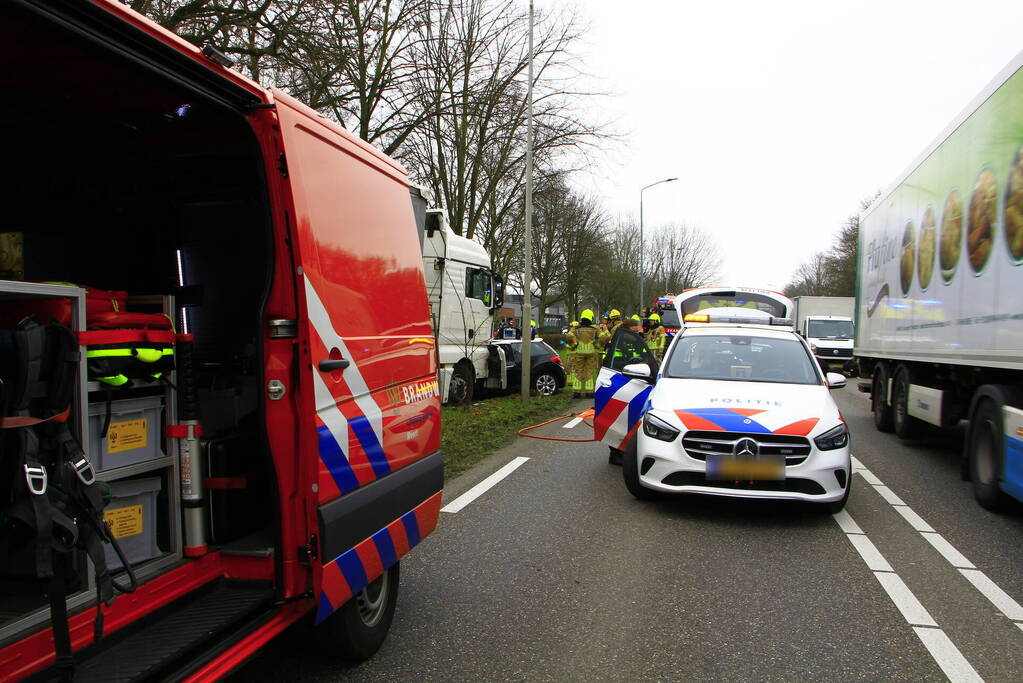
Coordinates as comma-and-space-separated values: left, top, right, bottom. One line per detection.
644, 223, 721, 297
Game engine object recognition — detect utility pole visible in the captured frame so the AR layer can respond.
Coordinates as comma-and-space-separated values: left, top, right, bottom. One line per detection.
520, 0, 534, 401
639, 177, 678, 314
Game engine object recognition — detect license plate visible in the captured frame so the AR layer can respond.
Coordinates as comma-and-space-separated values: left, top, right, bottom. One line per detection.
706, 455, 785, 480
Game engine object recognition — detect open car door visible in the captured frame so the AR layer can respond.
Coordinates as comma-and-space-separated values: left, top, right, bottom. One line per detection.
593, 328, 658, 450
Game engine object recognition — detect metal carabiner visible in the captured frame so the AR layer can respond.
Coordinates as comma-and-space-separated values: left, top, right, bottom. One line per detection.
69, 455, 96, 486
24, 464, 47, 495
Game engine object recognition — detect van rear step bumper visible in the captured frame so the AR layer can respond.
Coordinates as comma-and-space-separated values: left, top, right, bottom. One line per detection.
33, 580, 275, 683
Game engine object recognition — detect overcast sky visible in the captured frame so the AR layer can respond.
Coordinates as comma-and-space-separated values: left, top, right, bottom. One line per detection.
556, 0, 1023, 291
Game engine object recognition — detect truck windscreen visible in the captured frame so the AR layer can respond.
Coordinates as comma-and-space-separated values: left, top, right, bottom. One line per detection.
659, 308, 681, 327
807, 320, 854, 339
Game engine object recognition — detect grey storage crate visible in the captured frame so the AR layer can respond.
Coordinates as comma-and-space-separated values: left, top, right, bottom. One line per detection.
102, 476, 163, 571
88, 396, 164, 472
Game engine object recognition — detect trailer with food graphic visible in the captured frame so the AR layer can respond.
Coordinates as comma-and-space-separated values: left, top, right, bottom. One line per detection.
856, 48, 1023, 510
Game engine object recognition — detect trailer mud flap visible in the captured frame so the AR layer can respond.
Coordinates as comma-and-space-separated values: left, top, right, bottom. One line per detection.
314, 452, 443, 623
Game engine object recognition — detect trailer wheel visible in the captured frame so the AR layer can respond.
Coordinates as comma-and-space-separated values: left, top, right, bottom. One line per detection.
871, 364, 894, 433
969, 400, 1009, 511
317, 563, 400, 660
892, 366, 925, 440
448, 363, 474, 404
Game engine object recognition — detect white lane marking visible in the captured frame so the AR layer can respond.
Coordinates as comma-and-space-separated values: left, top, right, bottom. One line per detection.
853, 464, 1023, 628
958, 569, 1023, 621
848, 534, 894, 572
922, 533, 976, 569
833, 511, 982, 680
859, 469, 883, 486
440, 457, 529, 514
563, 416, 583, 429
874, 571, 938, 627
893, 505, 936, 533
912, 627, 985, 683
832, 509, 864, 534
873, 485, 906, 506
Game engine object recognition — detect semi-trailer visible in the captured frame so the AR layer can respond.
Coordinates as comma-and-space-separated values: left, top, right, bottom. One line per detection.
856, 49, 1023, 510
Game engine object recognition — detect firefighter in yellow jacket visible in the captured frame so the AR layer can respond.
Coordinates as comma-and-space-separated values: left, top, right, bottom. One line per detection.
566, 310, 601, 397
646, 312, 667, 361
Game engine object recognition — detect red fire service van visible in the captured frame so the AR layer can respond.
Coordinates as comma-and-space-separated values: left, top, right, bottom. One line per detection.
0, 1, 443, 680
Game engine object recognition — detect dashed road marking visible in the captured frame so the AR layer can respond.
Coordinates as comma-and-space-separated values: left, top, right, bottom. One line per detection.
563, 416, 583, 429
834, 510, 983, 682
441, 457, 529, 514
913, 627, 986, 683
852, 456, 1023, 631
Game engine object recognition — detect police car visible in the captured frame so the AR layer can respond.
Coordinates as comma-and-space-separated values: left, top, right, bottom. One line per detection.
593, 309, 851, 512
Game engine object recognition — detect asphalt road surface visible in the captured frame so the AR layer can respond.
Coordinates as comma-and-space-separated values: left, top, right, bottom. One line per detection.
237, 384, 1023, 682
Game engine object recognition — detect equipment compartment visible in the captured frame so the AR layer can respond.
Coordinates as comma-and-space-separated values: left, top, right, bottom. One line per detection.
88, 396, 165, 473
101, 476, 164, 571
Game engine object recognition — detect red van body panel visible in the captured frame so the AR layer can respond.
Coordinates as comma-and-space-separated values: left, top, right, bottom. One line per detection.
0, 0, 443, 676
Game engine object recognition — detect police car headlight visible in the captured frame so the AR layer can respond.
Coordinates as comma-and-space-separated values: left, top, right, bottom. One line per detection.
643, 413, 679, 442
814, 423, 849, 451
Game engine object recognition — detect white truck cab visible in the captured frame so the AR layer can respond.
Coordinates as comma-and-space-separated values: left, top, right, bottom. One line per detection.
418, 201, 505, 403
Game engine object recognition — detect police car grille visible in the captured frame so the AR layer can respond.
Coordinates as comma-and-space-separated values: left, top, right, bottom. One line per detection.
681, 430, 812, 465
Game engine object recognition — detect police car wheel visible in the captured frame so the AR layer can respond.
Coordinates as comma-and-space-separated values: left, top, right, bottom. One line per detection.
819, 476, 851, 514
318, 563, 400, 660
622, 438, 655, 500
534, 372, 558, 396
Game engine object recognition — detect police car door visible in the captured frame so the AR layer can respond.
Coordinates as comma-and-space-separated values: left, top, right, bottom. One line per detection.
594, 328, 657, 450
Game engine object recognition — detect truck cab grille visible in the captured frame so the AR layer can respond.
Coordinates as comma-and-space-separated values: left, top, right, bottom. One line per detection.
681, 430, 812, 465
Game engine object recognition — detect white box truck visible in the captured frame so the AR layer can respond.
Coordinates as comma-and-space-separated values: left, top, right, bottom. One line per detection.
411, 188, 506, 403
856, 49, 1023, 510
791, 296, 856, 374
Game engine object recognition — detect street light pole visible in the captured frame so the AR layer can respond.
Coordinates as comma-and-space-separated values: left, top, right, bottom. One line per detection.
639, 177, 678, 314
520, 0, 534, 401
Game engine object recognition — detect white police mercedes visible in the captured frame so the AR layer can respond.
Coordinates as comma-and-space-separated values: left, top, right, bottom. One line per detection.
592, 309, 851, 512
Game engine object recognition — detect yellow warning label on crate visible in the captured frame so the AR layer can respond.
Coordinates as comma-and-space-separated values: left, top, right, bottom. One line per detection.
107, 418, 148, 454
104, 505, 143, 539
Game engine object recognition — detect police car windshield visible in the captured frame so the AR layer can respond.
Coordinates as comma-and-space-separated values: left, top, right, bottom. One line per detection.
665, 334, 820, 385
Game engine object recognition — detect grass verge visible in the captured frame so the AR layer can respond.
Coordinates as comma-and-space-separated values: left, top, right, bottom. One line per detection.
442, 391, 579, 479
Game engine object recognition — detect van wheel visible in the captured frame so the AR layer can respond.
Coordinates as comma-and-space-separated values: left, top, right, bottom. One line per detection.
872, 364, 893, 433
316, 564, 400, 660
969, 400, 1009, 511
893, 367, 925, 440
448, 364, 474, 404
622, 439, 655, 500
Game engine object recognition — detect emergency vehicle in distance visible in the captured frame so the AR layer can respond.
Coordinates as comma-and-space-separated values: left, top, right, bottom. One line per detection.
0, 1, 442, 679
411, 190, 506, 404
592, 307, 851, 512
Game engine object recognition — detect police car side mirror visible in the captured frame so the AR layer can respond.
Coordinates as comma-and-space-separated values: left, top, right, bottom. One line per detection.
826, 372, 847, 389
622, 362, 653, 383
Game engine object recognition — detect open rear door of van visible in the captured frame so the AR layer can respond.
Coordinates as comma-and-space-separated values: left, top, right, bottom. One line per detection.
271, 92, 444, 623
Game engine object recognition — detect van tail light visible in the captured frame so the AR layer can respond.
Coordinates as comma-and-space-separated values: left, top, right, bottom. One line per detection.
550, 355, 561, 364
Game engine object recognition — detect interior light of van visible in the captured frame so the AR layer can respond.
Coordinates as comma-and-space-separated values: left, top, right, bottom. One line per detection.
684, 314, 710, 323
175, 104, 191, 117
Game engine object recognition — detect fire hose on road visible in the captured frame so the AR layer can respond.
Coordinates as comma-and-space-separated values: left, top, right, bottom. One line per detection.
516, 408, 598, 442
